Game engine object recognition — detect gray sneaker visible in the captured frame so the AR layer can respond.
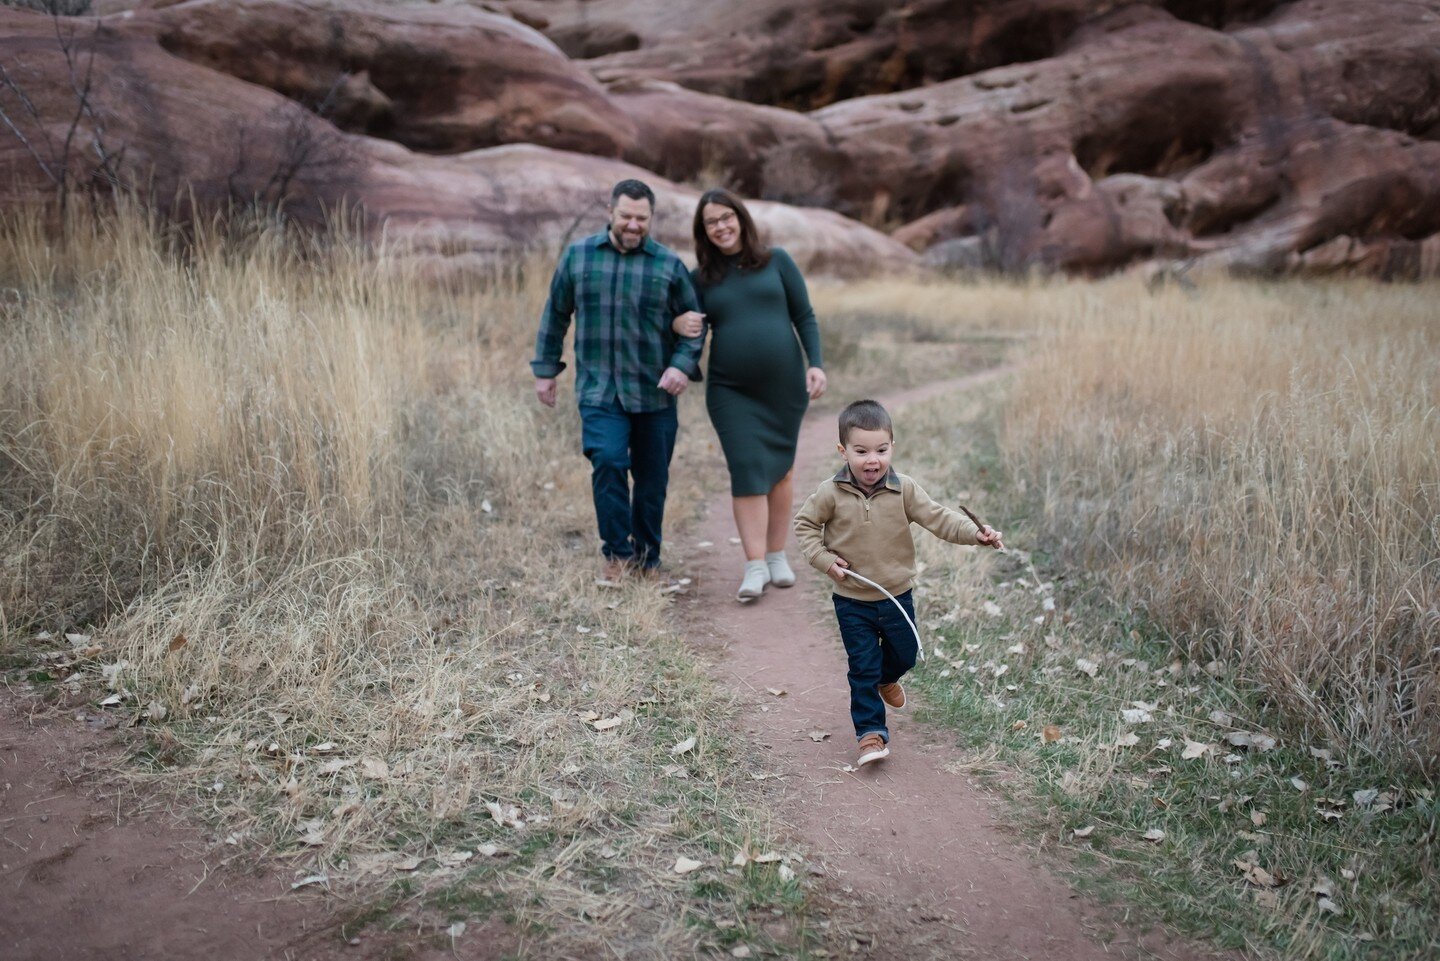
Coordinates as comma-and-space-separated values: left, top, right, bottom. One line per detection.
737, 560, 771, 601
765, 551, 796, 588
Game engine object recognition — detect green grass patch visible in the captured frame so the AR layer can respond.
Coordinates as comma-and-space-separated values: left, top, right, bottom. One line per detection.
897, 395, 1440, 961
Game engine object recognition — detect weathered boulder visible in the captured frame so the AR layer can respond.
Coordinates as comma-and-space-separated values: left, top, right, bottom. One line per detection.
604, 78, 838, 203
810, 0, 1440, 274
135, 0, 636, 156
497, 0, 1289, 110
375, 144, 919, 278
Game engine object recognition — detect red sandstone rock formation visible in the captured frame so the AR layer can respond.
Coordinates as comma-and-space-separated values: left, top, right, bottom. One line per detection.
5, 0, 1439, 277
136, 0, 635, 156
0, 8, 912, 277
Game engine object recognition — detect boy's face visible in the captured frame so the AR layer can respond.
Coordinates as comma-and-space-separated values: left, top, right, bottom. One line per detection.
838, 427, 893, 488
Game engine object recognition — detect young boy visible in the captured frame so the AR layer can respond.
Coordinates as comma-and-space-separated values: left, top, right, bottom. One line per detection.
794, 399, 1004, 767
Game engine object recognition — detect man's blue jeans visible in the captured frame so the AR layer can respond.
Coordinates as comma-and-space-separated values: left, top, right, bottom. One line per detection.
832, 590, 918, 743
579, 397, 678, 570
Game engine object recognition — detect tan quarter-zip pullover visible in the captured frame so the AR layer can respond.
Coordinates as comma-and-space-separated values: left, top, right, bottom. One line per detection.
794, 465, 982, 601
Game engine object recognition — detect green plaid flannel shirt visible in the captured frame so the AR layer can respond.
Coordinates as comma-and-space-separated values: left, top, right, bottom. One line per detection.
531, 230, 704, 412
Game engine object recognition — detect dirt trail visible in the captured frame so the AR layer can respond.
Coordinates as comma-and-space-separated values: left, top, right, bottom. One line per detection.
0, 700, 458, 961
677, 369, 1222, 960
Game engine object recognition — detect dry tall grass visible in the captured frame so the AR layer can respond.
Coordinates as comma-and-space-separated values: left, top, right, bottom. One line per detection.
999, 277, 1440, 774
0, 204, 798, 957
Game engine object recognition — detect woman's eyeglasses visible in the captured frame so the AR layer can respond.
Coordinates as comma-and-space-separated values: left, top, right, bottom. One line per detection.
703, 211, 738, 229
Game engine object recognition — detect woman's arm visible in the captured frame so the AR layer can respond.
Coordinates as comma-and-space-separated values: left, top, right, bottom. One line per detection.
774, 249, 823, 370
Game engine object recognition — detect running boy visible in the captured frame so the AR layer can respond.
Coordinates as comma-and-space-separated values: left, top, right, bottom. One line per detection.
794, 399, 1004, 767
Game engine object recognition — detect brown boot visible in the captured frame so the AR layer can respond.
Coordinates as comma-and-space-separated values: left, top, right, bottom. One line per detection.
856, 732, 889, 767
879, 682, 906, 710
596, 558, 630, 587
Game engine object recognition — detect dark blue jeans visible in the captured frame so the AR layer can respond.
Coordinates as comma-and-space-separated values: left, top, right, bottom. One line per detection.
832, 590, 918, 743
579, 397, 678, 570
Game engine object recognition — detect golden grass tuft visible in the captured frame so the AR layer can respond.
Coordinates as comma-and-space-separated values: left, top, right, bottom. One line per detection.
996, 276, 1440, 773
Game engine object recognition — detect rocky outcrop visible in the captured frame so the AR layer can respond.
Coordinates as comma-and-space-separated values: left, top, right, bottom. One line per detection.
0, 8, 913, 277
496, 0, 1291, 109
807, 0, 1440, 274
134, 0, 636, 156
604, 79, 839, 203
6, 0, 1439, 277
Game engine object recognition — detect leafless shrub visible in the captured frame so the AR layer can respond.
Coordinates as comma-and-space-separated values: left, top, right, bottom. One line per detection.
0, 12, 129, 215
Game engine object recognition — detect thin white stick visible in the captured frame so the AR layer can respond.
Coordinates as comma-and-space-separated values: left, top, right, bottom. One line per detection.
839, 569, 925, 662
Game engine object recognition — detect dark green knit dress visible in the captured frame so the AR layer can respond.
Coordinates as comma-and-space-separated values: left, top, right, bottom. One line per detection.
693, 248, 823, 497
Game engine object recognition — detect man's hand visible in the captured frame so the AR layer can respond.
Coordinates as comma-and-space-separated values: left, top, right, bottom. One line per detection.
657, 367, 690, 397
975, 525, 1005, 551
672, 310, 705, 338
826, 556, 850, 583
806, 366, 827, 400
534, 377, 558, 408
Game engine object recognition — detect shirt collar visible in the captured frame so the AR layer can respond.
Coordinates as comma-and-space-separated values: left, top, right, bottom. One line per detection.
833, 464, 900, 495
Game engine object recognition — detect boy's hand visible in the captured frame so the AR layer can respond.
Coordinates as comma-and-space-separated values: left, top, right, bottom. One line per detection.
975, 526, 1005, 551
826, 557, 850, 583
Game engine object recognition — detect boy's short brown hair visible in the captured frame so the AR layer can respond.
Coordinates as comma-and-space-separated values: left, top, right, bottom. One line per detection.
838, 399, 893, 444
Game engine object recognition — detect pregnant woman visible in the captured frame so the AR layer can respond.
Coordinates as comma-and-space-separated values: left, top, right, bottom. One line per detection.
673, 188, 826, 601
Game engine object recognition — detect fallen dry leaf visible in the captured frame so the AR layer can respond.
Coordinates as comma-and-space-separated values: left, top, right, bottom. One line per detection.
1224, 731, 1278, 752
1121, 708, 1152, 724
168, 634, 188, 652
1041, 724, 1063, 743
766, 687, 787, 697
1181, 739, 1211, 760
1235, 858, 1280, 887
1073, 825, 1095, 838
591, 716, 623, 731
291, 873, 328, 890
1250, 810, 1268, 827
670, 736, 697, 755
673, 856, 704, 874
1142, 828, 1166, 842
437, 850, 473, 868
1075, 658, 1099, 678
1114, 732, 1141, 748
360, 758, 390, 780
808, 731, 830, 742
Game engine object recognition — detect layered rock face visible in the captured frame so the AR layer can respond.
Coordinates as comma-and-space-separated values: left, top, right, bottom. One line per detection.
3, 0, 1438, 277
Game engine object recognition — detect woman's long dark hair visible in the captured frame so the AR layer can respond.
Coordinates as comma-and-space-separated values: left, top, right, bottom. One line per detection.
692, 188, 771, 287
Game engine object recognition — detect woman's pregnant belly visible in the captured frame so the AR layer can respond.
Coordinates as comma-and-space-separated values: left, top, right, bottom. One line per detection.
708, 318, 803, 390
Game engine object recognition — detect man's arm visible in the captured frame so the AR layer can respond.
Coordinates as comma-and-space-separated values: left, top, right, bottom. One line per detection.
903, 478, 982, 546
531, 247, 575, 386
664, 262, 705, 380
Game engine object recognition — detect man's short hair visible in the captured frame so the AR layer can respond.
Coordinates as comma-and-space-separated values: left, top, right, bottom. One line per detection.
611, 179, 655, 208
838, 399, 893, 443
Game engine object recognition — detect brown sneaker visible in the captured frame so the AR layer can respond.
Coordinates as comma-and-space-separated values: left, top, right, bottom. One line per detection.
856, 732, 889, 767
879, 682, 906, 710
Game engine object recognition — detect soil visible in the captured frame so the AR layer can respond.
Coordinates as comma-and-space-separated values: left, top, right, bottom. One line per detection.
0, 697, 464, 960
672, 370, 1233, 960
